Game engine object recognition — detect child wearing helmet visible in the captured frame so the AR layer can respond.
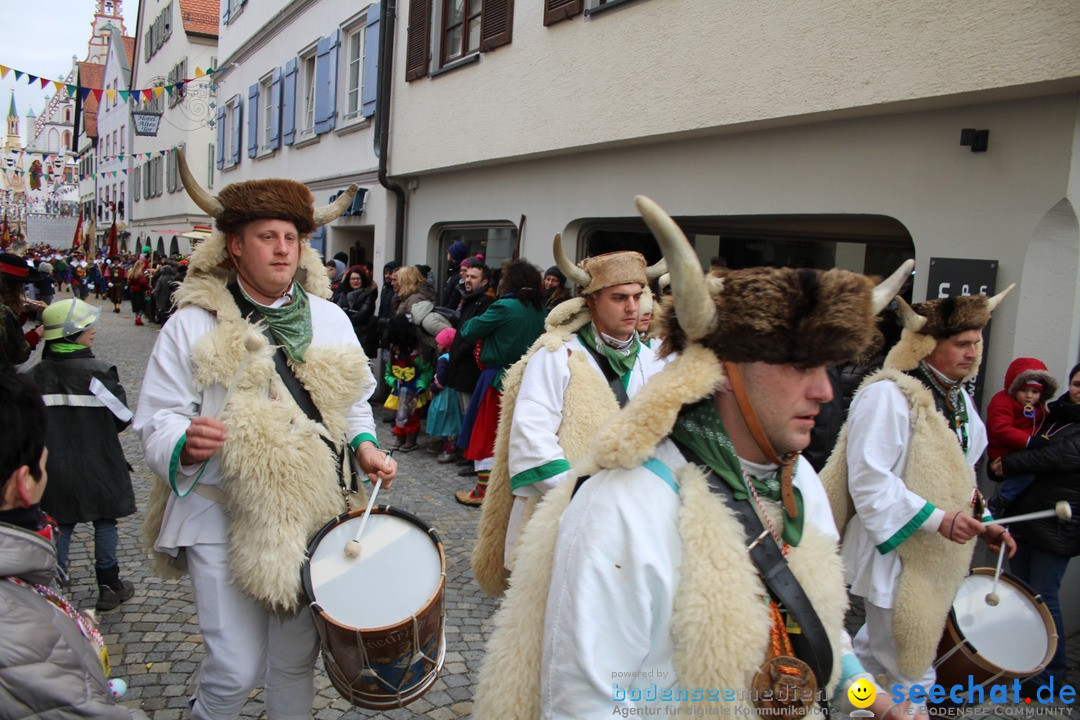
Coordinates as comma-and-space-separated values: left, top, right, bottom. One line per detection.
27, 298, 137, 610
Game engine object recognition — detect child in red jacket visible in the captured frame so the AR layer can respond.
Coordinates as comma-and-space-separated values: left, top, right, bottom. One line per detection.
986, 357, 1057, 517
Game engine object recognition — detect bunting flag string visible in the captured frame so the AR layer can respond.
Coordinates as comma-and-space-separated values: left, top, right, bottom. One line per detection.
0, 147, 180, 165
0, 61, 220, 102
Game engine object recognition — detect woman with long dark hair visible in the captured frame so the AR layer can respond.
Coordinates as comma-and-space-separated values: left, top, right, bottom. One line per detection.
453, 260, 547, 506
992, 362, 1080, 694
337, 265, 378, 354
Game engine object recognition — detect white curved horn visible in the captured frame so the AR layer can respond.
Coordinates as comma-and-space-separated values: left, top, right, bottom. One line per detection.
177, 148, 223, 218
895, 296, 928, 332
872, 259, 915, 314
553, 233, 591, 288
314, 184, 359, 227
986, 283, 1015, 312
645, 257, 668, 280
634, 195, 717, 341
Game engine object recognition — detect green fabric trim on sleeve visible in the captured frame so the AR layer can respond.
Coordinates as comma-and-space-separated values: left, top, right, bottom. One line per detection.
350, 433, 379, 452
511, 459, 571, 491
168, 434, 208, 499
876, 501, 936, 555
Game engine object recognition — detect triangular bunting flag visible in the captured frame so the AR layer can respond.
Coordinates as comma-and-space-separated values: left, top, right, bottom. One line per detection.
165, 85, 174, 97
67, 84, 78, 97
26, 74, 37, 84
195, 67, 206, 78
39, 77, 50, 89
92, 89, 103, 101
153, 86, 164, 98
143, 89, 154, 102
0, 65, 8, 79
106, 89, 116, 101
119, 90, 130, 102
14, 70, 23, 81
80, 87, 91, 100
53, 81, 64, 93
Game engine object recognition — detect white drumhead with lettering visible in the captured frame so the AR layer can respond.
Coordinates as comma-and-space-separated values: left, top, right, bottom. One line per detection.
951, 573, 1050, 673
309, 512, 441, 629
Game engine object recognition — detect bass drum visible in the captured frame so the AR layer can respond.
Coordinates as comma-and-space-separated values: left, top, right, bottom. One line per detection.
935, 567, 1056, 691
302, 505, 446, 709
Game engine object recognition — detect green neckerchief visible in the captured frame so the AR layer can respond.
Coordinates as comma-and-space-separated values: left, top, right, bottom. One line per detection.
913, 360, 969, 452
671, 400, 804, 546
578, 322, 640, 388
239, 281, 312, 363
48, 341, 90, 354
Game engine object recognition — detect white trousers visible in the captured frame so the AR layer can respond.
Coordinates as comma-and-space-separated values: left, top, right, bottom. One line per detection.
853, 601, 936, 698
186, 544, 319, 720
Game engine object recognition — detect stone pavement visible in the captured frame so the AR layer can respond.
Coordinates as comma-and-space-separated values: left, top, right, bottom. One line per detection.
48, 294, 1078, 718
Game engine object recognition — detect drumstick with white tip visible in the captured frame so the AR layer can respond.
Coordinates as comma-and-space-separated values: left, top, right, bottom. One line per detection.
344, 478, 383, 559
991, 500, 1072, 526
985, 542, 1008, 606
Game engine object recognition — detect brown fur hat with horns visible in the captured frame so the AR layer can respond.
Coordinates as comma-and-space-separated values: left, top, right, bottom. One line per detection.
636, 196, 913, 368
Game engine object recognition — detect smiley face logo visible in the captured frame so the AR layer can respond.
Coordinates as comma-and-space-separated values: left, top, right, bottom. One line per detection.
848, 678, 876, 709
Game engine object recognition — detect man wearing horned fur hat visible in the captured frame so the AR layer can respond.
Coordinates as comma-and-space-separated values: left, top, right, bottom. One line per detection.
134, 151, 397, 719
470, 236, 666, 594
472, 197, 917, 719
822, 289, 1015, 703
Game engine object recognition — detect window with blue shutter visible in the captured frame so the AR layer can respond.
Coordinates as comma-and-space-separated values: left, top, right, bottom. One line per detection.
216, 106, 226, 169
282, 59, 298, 145
230, 95, 242, 166
269, 67, 282, 148
362, 4, 380, 118
314, 29, 341, 134
247, 83, 259, 158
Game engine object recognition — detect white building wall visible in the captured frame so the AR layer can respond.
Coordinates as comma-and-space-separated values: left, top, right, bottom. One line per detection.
215, 0, 389, 271
130, 0, 219, 257
390, 0, 1080, 174
98, 33, 132, 251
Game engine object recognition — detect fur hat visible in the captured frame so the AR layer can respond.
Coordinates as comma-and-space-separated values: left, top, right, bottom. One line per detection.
883, 287, 1014, 375
176, 148, 357, 242
635, 196, 911, 368
553, 235, 666, 296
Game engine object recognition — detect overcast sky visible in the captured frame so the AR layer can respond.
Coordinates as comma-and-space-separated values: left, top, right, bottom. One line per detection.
0, 0, 138, 146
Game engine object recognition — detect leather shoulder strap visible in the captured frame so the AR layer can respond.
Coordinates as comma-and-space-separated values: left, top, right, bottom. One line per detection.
577, 338, 630, 409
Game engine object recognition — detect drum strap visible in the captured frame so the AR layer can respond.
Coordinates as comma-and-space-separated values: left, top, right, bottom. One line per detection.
228, 284, 347, 492
671, 438, 833, 701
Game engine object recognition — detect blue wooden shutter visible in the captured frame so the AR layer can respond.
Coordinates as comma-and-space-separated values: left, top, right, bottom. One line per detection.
215, 106, 226, 169
269, 67, 282, 149
230, 95, 242, 166
247, 83, 259, 158
314, 29, 341, 134
362, 4, 380, 118
282, 59, 298, 145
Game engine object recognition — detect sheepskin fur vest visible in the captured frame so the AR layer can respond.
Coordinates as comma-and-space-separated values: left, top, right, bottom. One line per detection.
821, 368, 976, 678
473, 346, 848, 719
472, 297, 621, 596
142, 234, 372, 615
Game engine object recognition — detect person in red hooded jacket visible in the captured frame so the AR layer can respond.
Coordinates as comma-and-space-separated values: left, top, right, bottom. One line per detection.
986, 357, 1057, 517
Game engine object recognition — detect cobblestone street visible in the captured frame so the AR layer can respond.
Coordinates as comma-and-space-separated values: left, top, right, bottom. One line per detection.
53, 296, 498, 719
44, 295, 1079, 719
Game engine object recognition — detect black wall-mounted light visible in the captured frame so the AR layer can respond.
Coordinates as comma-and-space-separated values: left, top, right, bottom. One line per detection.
960, 128, 989, 152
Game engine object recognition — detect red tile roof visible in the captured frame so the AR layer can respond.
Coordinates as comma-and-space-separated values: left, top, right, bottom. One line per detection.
78, 62, 106, 139
179, 0, 220, 37
123, 36, 136, 67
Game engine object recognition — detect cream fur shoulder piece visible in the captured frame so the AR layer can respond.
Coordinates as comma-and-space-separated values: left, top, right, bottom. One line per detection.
472, 302, 608, 597
820, 368, 976, 679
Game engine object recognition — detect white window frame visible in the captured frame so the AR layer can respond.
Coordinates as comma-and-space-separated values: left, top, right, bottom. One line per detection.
224, 95, 241, 168
299, 50, 317, 140
260, 73, 274, 150
342, 20, 365, 123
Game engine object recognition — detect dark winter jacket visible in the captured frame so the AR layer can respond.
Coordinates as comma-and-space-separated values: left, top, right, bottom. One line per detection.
28, 346, 136, 524
445, 284, 496, 393
1002, 397, 1080, 557
0, 519, 148, 718
340, 286, 377, 334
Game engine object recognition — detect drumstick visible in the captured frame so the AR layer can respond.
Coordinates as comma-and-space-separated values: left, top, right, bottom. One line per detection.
344, 478, 383, 559
985, 541, 1007, 606
991, 501, 1072, 526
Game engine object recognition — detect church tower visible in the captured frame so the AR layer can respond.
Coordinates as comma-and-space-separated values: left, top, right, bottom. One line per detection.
5, 96, 21, 152
87, 0, 126, 64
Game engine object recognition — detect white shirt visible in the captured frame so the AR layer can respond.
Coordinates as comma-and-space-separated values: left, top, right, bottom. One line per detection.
134, 293, 376, 554
840, 379, 987, 608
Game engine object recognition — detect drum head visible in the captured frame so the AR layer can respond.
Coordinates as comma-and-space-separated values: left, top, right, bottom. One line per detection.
307, 509, 443, 629
951, 569, 1052, 674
